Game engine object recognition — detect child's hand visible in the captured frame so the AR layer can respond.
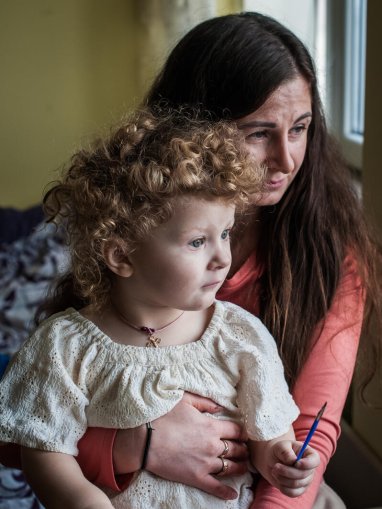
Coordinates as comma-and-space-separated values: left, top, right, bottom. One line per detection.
269, 440, 320, 497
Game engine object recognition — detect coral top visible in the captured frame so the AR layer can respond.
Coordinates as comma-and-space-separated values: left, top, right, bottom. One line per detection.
0, 252, 363, 509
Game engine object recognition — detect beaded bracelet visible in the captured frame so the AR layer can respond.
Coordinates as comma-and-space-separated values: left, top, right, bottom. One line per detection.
141, 421, 154, 470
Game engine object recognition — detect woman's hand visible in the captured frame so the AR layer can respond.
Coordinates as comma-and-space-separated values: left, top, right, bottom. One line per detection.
113, 393, 248, 500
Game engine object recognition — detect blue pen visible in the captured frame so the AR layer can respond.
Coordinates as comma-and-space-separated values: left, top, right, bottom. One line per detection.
294, 402, 327, 464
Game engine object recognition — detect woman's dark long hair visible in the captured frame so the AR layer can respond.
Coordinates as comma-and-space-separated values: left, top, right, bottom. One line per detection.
146, 12, 382, 394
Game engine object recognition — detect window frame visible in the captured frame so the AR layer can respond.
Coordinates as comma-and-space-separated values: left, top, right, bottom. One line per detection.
325, 0, 367, 170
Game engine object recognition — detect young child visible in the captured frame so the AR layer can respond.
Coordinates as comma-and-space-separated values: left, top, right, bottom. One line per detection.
0, 108, 318, 509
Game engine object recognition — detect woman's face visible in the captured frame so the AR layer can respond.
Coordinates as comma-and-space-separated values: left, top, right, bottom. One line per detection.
237, 76, 312, 206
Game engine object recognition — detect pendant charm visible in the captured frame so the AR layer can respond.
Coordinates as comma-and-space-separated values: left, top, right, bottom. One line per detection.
113, 306, 184, 347
146, 334, 161, 348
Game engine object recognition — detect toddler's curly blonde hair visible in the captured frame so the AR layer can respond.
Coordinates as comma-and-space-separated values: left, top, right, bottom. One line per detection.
44, 107, 264, 309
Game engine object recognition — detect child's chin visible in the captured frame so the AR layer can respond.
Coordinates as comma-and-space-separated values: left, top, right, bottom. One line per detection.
185, 296, 216, 311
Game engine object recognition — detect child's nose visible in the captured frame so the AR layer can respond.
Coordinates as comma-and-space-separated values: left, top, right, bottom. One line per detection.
208, 245, 231, 270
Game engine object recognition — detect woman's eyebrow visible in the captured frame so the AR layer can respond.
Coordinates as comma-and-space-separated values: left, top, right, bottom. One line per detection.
237, 120, 276, 129
237, 112, 312, 130
295, 112, 312, 122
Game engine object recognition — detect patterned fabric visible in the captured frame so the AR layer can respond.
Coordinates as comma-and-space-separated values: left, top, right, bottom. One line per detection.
0, 465, 43, 509
0, 220, 68, 509
0, 222, 68, 355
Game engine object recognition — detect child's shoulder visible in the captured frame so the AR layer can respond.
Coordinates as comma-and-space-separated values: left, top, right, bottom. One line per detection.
3, 308, 94, 381
33, 307, 80, 336
26, 308, 94, 354
216, 300, 265, 329
215, 300, 276, 350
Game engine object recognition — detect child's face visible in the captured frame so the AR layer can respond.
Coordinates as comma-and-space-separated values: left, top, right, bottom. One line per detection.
126, 196, 234, 311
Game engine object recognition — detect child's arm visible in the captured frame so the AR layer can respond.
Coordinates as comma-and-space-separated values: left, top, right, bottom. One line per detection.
21, 447, 113, 509
249, 426, 320, 498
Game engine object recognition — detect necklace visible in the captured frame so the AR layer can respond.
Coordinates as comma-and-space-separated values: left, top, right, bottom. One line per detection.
113, 305, 185, 348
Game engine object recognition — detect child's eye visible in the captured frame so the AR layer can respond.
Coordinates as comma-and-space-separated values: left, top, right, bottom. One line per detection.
221, 229, 230, 240
189, 237, 205, 248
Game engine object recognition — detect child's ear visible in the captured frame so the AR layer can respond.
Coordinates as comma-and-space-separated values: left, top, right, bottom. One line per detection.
102, 240, 133, 278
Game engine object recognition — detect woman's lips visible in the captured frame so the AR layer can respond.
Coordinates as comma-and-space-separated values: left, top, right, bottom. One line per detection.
266, 177, 287, 189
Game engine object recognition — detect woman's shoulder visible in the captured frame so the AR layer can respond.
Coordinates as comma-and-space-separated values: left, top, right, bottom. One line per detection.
342, 252, 362, 278
334, 253, 364, 302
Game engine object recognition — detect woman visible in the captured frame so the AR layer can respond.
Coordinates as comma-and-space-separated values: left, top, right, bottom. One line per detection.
76, 12, 382, 508
2, 11, 381, 509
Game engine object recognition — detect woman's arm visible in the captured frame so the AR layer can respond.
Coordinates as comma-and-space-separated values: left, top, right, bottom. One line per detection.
251, 256, 364, 508
76, 427, 133, 492
21, 447, 113, 509
76, 393, 248, 500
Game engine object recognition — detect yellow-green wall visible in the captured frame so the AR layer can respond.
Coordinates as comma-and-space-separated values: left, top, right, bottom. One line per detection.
0, 1, 142, 208
0, 0, 242, 208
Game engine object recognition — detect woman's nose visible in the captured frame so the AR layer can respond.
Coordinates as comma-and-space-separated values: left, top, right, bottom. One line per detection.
269, 137, 294, 173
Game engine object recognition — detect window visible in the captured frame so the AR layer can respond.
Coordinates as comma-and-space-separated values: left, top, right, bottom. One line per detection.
323, 0, 367, 169
344, 0, 367, 141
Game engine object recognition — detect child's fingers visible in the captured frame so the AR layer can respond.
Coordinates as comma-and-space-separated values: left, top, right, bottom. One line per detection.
294, 444, 321, 469
270, 440, 320, 497
272, 462, 316, 482
271, 464, 315, 497
273, 464, 315, 484
277, 484, 312, 498
272, 439, 298, 464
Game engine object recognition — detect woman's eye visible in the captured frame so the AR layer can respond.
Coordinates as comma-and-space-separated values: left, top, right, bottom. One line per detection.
189, 238, 205, 248
246, 130, 267, 141
221, 229, 230, 240
290, 125, 307, 136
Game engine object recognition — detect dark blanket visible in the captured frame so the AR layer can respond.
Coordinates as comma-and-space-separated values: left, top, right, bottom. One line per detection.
0, 206, 44, 245
0, 205, 68, 508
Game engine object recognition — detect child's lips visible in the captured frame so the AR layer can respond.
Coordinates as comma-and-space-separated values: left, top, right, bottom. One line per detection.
202, 281, 222, 289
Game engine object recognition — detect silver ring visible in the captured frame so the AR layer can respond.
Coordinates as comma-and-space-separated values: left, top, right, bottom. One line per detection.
216, 457, 229, 476
219, 439, 229, 459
